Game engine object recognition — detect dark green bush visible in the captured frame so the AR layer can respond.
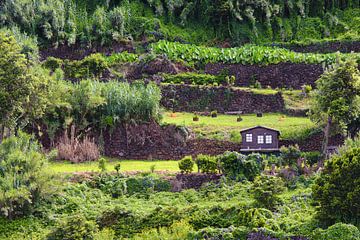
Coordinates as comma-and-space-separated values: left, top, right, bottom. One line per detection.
251, 175, 286, 210
280, 144, 301, 167
92, 174, 171, 197
195, 154, 218, 174
217, 151, 262, 181
313, 147, 360, 226
179, 156, 195, 174
301, 151, 321, 166
312, 223, 360, 240
43, 57, 63, 72
0, 132, 53, 219
48, 214, 98, 240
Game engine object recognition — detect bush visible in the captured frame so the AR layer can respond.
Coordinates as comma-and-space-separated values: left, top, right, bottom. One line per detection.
312, 223, 360, 240
43, 57, 63, 72
280, 144, 301, 167
252, 175, 286, 210
301, 151, 321, 166
47, 214, 98, 240
218, 152, 262, 181
93, 174, 171, 197
179, 156, 195, 174
195, 154, 218, 174
0, 132, 53, 219
193, 226, 248, 239
313, 146, 360, 226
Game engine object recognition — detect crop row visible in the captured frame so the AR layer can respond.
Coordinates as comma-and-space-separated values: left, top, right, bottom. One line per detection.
150, 40, 360, 65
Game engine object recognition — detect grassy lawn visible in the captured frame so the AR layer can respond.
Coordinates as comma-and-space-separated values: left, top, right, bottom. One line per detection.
50, 159, 186, 173
162, 112, 317, 141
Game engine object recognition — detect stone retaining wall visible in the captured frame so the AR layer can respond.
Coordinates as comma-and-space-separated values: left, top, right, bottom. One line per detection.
161, 84, 285, 113
103, 122, 343, 160
205, 62, 324, 89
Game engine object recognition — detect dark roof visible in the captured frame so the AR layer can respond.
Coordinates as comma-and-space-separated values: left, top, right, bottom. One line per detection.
240, 125, 280, 134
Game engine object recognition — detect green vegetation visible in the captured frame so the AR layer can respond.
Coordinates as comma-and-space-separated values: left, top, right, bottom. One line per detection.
313, 136, 360, 226
50, 159, 186, 173
2, 0, 360, 47
152, 40, 360, 66
309, 58, 360, 156
163, 112, 317, 142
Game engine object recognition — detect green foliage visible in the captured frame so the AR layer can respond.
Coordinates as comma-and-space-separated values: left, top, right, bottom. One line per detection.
301, 151, 321, 166
280, 144, 302, 167
98, 158, 107, 172
195, 154, 218, 174
312, 223, 360, 240
163, 73, 224, 86
92, 174, 172, 197
152, 40, 357, 66
313, 145, 360, 226
47, 214, 98, 240
0, 31, 30, 128
310, 58, 360, 132
43, 57, 63, 72
252, 175, 286, 210
42, 80, 161, 137
192, 225, 249, 239
178, 156, 194, 174
0, 132, 53, 219
218, 152, 262, 181
132, 220, 194, 240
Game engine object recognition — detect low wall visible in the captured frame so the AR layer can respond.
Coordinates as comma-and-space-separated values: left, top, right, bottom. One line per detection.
272, 41, 360, 53
160, 84, 285, 113
205, 62, 324, 89
102, 121, 344, 160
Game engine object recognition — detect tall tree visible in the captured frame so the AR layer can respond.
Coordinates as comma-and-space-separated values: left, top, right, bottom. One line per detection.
0, 32, 30, 140
310, 57, 360, 160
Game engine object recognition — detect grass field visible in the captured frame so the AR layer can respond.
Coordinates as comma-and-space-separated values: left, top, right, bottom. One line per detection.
162, 112, 317, 142
50, 159, 186, 173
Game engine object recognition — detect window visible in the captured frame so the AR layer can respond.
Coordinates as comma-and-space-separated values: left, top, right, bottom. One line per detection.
246, 134, 253, 142
265, 135, 272, 144
257, 135, 264, 144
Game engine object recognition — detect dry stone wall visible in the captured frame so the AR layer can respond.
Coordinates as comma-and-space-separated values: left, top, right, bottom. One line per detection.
205, 62, 324, 89
160, 84, 285, 113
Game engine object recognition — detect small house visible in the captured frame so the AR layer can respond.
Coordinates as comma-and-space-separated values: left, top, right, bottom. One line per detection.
240, 126, 280, 152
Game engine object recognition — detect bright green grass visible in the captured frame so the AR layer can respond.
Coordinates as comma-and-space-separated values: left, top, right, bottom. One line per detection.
50, 159, 190, 173
162, 112, 317, 141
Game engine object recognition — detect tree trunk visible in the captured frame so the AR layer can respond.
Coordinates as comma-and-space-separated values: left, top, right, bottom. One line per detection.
320, 116, 332, 166
0, 125, 3, 144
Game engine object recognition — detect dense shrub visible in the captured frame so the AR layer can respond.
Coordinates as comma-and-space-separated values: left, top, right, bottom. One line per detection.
218, 151, 262, 181
312, 146, 360, 226
43, 57, 63, 72
252, 175, 286, 210
132, 220, 194, 240
0, 132, 53, 219
195, 154, 218, 174
301, 151, 321, 166
193, 226, 249, 239
92, 174, 172, 197
47, 214, 98, 240
43, 80, 162, 141
280, 144, 302, 167
312, 223, 360, 240
178, 156, 195, 174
